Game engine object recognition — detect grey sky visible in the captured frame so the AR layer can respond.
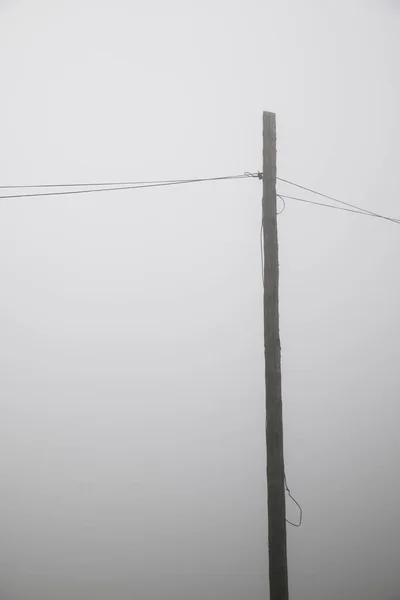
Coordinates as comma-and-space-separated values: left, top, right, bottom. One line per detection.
0, 1, 399, 599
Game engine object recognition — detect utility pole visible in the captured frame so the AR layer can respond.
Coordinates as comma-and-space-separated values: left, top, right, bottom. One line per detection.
262, 111, 289, 600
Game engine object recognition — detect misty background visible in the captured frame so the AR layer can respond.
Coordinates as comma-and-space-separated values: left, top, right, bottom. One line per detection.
0, 1, 399, 599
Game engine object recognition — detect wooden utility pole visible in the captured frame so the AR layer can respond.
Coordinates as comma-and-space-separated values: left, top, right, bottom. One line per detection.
262, 111, 289, 600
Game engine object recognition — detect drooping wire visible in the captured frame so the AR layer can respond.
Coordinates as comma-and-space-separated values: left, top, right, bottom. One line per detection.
284, 474, 303, 528
0, 173, 257, 200
260, 212, 303, 529
279, 194, 400, 224
277, 177, 400, 225
260, 218, 264, 286
277, 195, 286, 215
260, 196, 285, 283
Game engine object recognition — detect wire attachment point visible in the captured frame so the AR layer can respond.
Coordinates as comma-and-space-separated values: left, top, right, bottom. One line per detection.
244, 171, 262, 179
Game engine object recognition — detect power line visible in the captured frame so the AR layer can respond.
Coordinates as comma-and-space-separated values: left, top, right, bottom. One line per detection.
0, 172, 262, 190
0, 179, 186, 190
2, 167, 398, 227
0, 172, 260, 196
279, 194, 400, 224
277, 177, 400, 225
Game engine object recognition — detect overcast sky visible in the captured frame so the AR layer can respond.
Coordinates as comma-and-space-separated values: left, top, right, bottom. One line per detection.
0, 1, 399, 599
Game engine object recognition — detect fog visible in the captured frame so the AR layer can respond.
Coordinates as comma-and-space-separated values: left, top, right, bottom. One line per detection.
0, 1, 399, 599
